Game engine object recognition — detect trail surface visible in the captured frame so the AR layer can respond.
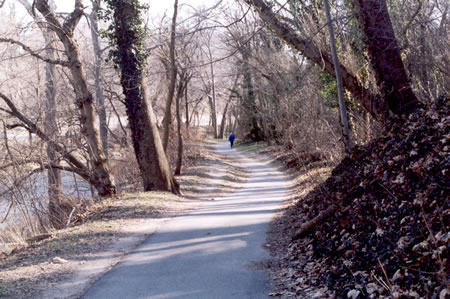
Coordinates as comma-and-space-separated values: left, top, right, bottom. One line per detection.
82, 141, 288, 299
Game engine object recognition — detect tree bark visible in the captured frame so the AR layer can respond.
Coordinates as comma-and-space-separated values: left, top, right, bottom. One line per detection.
162, 0, 179, 151
218, 101, 230, 140
243, 0, 387, 122
207, 94, 218, 137
208, 54, 218, 138
218, 75, 239, 139
89, 0, 109, 158
112, 0, 179, 194
36, 0, 116, 197
18, 0, 65, 227
242, 52, 262, 141
184, 82, 189, 135
354, 0, 419, 117
43, 24, 64, 227
324, 0, 353, 154
174, 73, 185, 175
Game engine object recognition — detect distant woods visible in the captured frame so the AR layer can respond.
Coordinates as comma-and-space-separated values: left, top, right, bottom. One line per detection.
0, 0, 448, 231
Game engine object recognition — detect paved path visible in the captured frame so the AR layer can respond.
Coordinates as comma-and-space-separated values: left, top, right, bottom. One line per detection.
82, 141, 288, 299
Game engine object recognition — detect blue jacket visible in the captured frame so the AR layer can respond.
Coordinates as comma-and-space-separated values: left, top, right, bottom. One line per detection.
228, 134, 235, 142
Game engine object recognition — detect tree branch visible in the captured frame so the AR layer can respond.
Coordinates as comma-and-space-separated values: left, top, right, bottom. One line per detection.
0, 92, 90, 178
0, 162, 89, 200
5, 123, 27, 130
34, 0, 63, 35
243, 0, 386, 121
63, 0, 85, 34
0, 167, 45, 199
0, 38, 70, 66
0, 159, 38, 171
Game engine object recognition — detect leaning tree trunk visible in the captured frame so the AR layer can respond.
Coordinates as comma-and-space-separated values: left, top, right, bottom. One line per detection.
354, 0, 419, 116
112, 0, 179, 194
243, 0, 386, 121
324, 0, 353, 154
36, 0, 116, 197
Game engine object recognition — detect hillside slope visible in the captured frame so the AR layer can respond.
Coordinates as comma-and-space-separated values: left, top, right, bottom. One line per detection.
269, 98, 449, 298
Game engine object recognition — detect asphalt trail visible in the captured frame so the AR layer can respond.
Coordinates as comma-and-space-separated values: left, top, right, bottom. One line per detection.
82, 141, 288, 299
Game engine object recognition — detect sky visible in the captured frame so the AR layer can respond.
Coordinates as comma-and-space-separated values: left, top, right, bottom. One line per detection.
1, 0, 233, 27
7, 0, 215, 16
0, 0, 234, 32
54, 0, 175, 14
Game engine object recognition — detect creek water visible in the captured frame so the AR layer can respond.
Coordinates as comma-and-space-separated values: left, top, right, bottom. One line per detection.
0, 170, 92, 229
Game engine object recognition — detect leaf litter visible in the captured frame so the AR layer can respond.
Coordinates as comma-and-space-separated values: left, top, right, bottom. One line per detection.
265, 98, 449, 298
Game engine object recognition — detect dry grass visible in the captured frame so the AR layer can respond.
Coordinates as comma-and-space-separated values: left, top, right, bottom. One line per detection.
0, 192, 190, 298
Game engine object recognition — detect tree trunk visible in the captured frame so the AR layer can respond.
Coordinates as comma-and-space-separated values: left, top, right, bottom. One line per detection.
207, 95, 217, 137
175, 75, 185, 175
232, 104, 239, 134
36, 0, 116, 197
324, 0, 353, 154
208, 57, 218, 138
43, 28, 64, 228
218, 101, 230, 140
18, 0, 65, 227
354, 0, 419, 116
184, 82, 189, 135
256, 92, 271, 145
218, 75, 239, 139
226, 104, 232, 133
89, 0, 108, 158
162, 0, 179, 152
112, 0, 179, 194
243, 0, 387, 122
242, 53, 262, 141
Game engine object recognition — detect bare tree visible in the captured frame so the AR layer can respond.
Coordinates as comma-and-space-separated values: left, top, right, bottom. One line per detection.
243, 0, 421, 122
199, 29, 219, 138
107, 0, 179, 193
242, 0, 385, 121
1, 1, 116, 198
35, 0, 116, 196
16, 0, 66, 227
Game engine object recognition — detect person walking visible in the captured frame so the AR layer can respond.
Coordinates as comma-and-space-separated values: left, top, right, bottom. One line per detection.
228, 133, 235, 148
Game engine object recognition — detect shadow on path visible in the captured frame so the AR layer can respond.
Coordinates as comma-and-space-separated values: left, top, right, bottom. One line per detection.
82, 141, 290, 299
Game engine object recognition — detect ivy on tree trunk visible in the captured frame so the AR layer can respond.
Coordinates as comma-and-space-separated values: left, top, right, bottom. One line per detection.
106, 0, 180, 193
